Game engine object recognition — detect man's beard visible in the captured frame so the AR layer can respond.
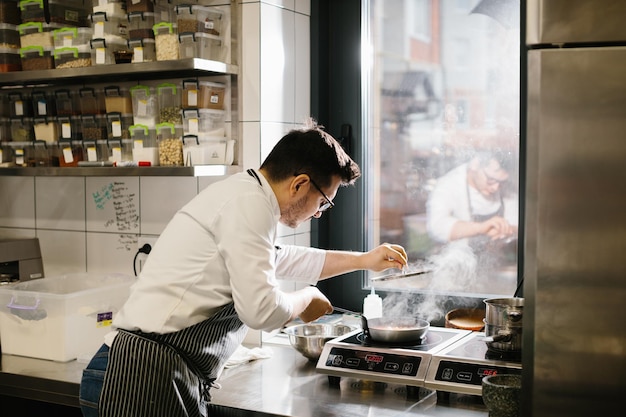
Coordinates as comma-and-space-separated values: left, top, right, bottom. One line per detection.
280, 195, 309, 228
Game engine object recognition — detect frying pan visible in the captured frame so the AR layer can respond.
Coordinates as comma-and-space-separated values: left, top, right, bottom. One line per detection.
333, 307, 430, 343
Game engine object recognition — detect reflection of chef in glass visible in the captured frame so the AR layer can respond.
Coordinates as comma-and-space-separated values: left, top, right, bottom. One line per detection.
426, 150, 518, 253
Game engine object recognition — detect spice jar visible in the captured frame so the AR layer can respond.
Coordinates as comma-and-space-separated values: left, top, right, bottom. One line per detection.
129, 123, 158, 166
130, 84, 159, 128
156, 122, 183, 166
157, 82, 182, 125
153, 22, 178, 61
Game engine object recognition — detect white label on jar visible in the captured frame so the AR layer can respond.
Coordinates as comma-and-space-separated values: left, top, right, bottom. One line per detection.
112, 121, 122, 137
62, 122, 72, 138
205, 21, 215, 30
138, 99, 148, 116
134, 139, 144, 149
38, 101, 47, 115
188, 90, 198, 106
63, 146, 73, 163
112, 146, 122, 161
210, 94, 219, 104
95, 22, 104, 39
99, 0, 106, 6
15, 149, 24, 166
184, 45, 194, 58
63, 35, 72, 47
87, 146, 97, 161
189, 118, 199, 135
134, 47, 144, 63
15, 101, 24, 116
96, 48, 106, 64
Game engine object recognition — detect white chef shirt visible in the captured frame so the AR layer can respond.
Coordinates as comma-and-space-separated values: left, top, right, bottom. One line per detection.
426, 163, 518, 243
109, 171, 326, 341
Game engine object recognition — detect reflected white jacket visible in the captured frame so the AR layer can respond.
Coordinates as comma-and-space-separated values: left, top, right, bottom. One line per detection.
110, 171, 325, 339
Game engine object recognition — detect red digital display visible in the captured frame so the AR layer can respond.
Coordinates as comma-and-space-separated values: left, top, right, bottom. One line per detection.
365, 354, 384, 363
478, 368, 498, 376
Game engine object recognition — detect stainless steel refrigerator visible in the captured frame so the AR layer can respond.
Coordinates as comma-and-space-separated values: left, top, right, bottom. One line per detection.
524, 1, 626, 415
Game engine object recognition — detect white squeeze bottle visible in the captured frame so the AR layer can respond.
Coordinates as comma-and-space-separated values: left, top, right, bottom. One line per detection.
363, 287, 383, 319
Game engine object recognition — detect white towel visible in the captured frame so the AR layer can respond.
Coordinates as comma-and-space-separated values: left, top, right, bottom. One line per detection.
224, 345, 272, 369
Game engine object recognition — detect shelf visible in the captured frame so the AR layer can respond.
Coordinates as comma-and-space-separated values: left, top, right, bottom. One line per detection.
0, 165, 242, 177
0, 59, 239, 87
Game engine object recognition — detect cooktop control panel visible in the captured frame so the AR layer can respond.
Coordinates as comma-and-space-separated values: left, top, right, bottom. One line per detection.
324, 347, 422, 377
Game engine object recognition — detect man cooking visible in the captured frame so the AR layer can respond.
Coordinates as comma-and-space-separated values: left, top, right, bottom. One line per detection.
79, 119, 408, 417
426, 149, 518, 269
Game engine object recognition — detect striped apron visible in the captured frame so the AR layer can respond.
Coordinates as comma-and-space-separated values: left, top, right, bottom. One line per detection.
98, 302, 246, 417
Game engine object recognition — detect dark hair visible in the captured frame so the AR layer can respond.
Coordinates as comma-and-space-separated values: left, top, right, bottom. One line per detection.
474, 149, 515, 173
260, 120, 361, 187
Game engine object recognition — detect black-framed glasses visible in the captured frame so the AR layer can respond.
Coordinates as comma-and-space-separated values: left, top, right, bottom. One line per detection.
309, 178, 335, 212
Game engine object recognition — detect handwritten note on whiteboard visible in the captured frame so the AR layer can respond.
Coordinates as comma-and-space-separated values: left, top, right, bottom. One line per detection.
86, 177, 140, 233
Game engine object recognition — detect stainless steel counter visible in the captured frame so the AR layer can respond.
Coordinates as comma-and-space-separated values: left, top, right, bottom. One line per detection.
0, 344, 487, 417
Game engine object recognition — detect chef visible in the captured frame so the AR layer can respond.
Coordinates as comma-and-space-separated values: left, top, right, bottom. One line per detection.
79, 119, 408, 417
426, 149, 518, 267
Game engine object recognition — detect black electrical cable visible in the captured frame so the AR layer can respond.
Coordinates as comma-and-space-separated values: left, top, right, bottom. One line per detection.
133, 243, 152, 276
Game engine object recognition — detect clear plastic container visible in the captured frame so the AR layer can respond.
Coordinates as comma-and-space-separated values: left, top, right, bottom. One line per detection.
33, 115, 58, 143
0, 0, 20, 25
31, 90, 56, 117
80, 114, 107, 141
82, 138, 107, 162
20, 44, 54, 70
106, 137, 133, 163
153, 22, 178, 61
181, 78, 198, 109
178, 31, 222, 61
53, 44, 91, 69
79, 87, 105, 115
57, 138, 83, 166
157, 82, 182, 125
0, 23, 19, 48
182, 135, 234, 166
127, 11, 155, 40
0, 115, 8, 141
9, 91, 32, 116
105, 112, 133, 139
47, 0, 89, 26
129, 123, 158, 165
32, 139, 55, 166
182, 108, 225, 137
0, 45, 20, 71
0, 138, 12, 166
89, 11, 128, 40
92, 0, 125, 16
8, 141, 32, 166
18, 21, 61, 48
130, 84, 158, 128
19, 0, 45, 22
156, 121, 183, 166
54, 88, 77, 116
90, 36, 127, 65
198, 81, 226, 110
126, 0, 153, 14
53, 26, 93, 48
10, 116, 34, 141
56, 115, 80, 141
175, 5, 222, 36
128, 37, 155, 62
104, 86, 132, 114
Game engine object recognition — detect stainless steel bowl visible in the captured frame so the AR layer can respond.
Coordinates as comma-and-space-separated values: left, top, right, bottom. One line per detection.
282, 323, 354, 361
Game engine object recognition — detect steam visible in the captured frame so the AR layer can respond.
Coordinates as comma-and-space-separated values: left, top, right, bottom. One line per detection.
381, 243, 478, 322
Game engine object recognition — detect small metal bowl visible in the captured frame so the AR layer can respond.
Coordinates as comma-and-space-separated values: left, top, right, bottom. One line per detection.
282, 323, 354, 361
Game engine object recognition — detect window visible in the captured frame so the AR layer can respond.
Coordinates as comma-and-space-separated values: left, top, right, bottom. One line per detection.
364, 0, 521, 297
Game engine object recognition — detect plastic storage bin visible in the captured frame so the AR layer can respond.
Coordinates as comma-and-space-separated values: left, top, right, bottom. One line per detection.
92, 0, 125, 16
105, 112, 132, 139
0, 45, 20, 71
89, 11, 128, 41
156, 121, 183, 166
0, 0, 20, 25
129, 123, 158, 165
8, 91, 32, 116
106, 137, 132, 163
153, 21, 178, 61
182, 135, 234, 166
18, 21, 61, 48
126, 0, 153, 14
53, 26, 92, 48
10, 116, 34, 141
104, 86, 132, 114
127, 11, 155, 40
79, 87, 105, 115
157, 82, 182, 125
80, 114, 107, 141
175, 5, 223, 36
0, 273, 133, 362
57, 138, 83, 166
31, 90, 56, 117
90, 36, 127, 65
54, 88, 77, 116
20, 45, 54, 70
19, 0, 45, 22
130, 84, 158, 128
54, 44, 91, 69
7, 141, 32, 166
33, 115, 58, 143
198, 81, 226, 110
128, 37, 155, 62
0, 23, 19, 48
56, 114, 80, 141
178, 31, 222, 61
46, 0, 89, 26
182, 108, 225, 137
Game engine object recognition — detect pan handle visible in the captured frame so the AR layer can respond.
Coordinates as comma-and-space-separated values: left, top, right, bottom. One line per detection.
332, 306, 370, 336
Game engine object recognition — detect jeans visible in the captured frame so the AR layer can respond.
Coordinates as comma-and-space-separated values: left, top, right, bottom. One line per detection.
79, 344, 109, 417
